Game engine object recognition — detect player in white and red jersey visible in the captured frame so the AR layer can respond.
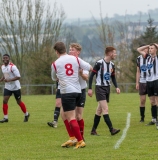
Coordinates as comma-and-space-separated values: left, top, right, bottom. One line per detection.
137, 43, 158, 126
51, 41, 92, 149
136, 44, 149, 122
0, 54, 30, 123
60, 43, 89, 147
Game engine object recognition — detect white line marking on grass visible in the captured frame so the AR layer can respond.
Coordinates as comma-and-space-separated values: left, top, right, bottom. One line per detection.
114, 112, 131, 149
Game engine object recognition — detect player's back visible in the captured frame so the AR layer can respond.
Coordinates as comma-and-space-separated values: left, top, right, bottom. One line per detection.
55, 54, 81, 94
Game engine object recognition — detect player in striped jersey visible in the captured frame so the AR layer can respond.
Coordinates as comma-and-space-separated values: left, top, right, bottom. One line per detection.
88, 46, 120, 136
137, 43, 158, 126
51, 41, 92, 149
0, 54, 30, 123
136, 44, 149, 122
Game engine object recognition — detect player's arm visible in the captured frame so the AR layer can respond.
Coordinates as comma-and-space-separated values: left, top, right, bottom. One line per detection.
79, 69, 89, 81
111, 67, 120, 94
88, 71, 95, 97
0, 75, 5, 82
136, 66, 140, 90
51, 63, 57, 81
78, 57, 93, 72
88, 62, 100, 97
4, 76, 20, 82
137, 45, 150, 57
4, 66, 20, 82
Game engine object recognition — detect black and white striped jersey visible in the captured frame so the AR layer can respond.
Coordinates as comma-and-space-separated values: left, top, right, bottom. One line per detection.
136, 55, 148, 83
146, 55, 158, 82
89, 58, 118, 89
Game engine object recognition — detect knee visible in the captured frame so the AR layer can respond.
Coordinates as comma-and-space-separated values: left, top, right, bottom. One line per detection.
76, 113, 81, 121
140, 99, 146, 106
3, 100, 8, 104
96, 109, 102, 116
55, 101, 61, 107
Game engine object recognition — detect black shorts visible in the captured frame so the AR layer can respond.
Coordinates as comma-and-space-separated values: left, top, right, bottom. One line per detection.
147, 80, 158, 97
56, 89, 61, 99
139, 83, 147, 95
76, 89, 86, 107
4, 88, 21, 100
95, 85, 110, 102
61, 93, 81, 112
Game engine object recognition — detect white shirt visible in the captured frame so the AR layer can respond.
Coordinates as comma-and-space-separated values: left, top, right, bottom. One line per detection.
136, 55, 147, 83
79, 70, 89, 89
1, 62, 21, 90
146, 55, 158, 82
51, 54, 91, 94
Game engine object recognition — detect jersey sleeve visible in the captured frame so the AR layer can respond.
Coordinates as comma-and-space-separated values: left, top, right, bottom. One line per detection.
51, 63, 57, 81
78, 58, 91, 71
88, 62, 101, 89
12, 65, 21, 77
82, 70, 89, 75
111, 65, 118, 88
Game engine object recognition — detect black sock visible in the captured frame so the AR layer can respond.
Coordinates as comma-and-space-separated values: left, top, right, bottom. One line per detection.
152, 105, 157, 119
140, 107, 145, 120
91, 114, 101, 132
103, 114, 113, 132
54, 107, 60, 122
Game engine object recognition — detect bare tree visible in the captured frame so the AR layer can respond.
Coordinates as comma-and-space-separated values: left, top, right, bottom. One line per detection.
0, 0, 65, 84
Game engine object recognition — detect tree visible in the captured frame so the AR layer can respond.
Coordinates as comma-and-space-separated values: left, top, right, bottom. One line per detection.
141, 15, 158, 44
0, 0, 65, 86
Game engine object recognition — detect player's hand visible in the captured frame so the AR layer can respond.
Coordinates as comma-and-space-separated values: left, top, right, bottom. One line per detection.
4, 79, 10, 82
79, 69, 83, 76
116, 88, 120, 94
88, 89, 93, 97
136, 83, 139, 90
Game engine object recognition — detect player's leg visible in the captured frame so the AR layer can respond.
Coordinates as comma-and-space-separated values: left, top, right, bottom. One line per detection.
14, 89, 30, 122
0, 89, 11, 123
62, 93, 85, 149
139, 95, 146, 122
139, 83, 147, 122
153, 80, 158, 128
146, 96, 157, 125
75, 89, 86, 140
155, 96, 158, 129
99, 100, 120, 135
60, 107, 76, 147
90, 103, 101, 135
146, 81, 157, 125
47, 89, 61, 128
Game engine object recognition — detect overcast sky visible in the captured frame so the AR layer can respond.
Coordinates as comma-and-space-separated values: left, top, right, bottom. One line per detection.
51, 0, 157, 19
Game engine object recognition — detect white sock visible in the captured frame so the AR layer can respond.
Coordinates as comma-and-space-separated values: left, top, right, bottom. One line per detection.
152, 118, 156, 123
4, 115, 8, 119
25, 112, 28, 116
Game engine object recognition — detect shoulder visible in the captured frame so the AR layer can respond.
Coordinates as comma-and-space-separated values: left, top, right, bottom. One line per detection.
137, 55, 141, 59
1, 64, 5, 68
110, 61, 114, 65
97, 58, 104, 63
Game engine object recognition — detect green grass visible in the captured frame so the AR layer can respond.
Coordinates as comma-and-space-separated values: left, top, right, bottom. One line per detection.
0, 93, 157, 160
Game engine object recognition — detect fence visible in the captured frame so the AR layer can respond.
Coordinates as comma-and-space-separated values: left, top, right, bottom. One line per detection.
0, 83, 136, 95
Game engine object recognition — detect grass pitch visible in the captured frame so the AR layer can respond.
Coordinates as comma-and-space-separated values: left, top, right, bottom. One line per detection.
0, 93, 157, 160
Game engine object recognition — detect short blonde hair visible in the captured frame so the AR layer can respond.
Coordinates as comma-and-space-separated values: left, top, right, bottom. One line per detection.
69, 43, 82, 51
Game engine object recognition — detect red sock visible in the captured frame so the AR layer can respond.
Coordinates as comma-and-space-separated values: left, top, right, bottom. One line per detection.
18, 101, 27, 113
69, 119, 82, 142
3, 104, 8, 115
64, 120, 74, 137
78, 119, 84, 138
